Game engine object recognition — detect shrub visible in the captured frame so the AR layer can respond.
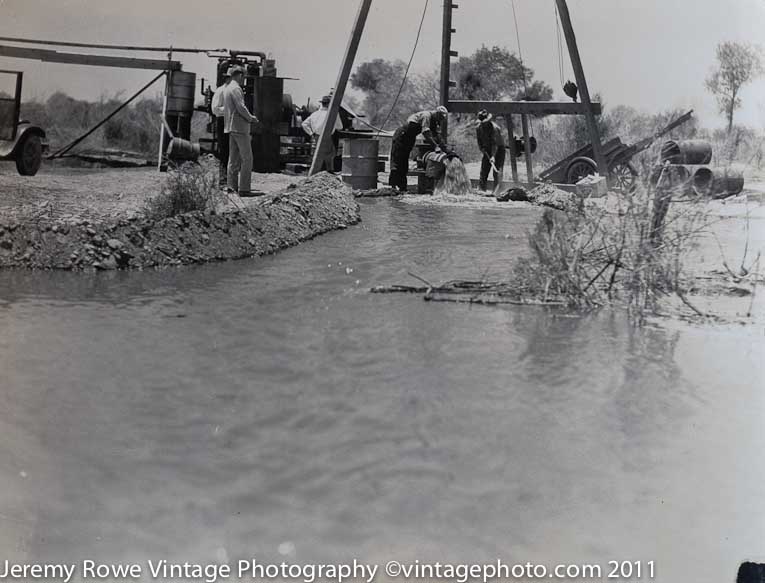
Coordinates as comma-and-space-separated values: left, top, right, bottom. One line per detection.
143, 162, 219, 220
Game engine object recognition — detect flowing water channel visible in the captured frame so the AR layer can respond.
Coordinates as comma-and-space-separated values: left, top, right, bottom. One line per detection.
1, 198, 763, 583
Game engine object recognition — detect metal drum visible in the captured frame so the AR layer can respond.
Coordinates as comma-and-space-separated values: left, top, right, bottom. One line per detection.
711, 166, 745, 198
661, 140, 712, 165
166, 71, 197, 116
341, 138, 379, 190
166, 138, 200, 162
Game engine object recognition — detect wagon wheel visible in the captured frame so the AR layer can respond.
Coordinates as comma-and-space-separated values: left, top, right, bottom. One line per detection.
15, 134, 43, 176
610, 162, 638, 193
566, 156, 597, 184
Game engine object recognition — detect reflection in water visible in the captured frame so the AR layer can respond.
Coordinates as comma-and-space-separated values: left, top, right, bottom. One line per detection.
0, 199, 763, 583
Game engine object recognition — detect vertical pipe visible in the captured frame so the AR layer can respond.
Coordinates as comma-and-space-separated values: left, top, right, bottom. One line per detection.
309, 0, 372, 176
554, 0, 607, 184
505, 115, 518, 183
521, 114, 533, 185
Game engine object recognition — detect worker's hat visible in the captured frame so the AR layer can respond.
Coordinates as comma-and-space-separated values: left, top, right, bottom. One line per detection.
229, 65, 245, 76
320, 95, 331, 104
224, 67, 234, 77
477, 109, 492, 122
436, 105, 448, 116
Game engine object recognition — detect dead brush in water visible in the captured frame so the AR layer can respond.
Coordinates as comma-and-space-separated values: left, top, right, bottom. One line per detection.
144, 161, 221, 220
435, 157, 472, 196
512, 176, 712, 322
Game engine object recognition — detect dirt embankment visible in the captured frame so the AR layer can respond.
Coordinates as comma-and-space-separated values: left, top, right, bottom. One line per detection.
0, 172, 359, 270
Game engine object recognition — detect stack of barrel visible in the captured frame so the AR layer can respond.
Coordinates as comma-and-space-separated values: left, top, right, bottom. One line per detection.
657, 140, 744, 198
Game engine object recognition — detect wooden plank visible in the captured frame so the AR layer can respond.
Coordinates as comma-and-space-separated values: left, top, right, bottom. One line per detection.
0, 44, 182, 70
448, 100, 601, 115
440, 0, 454, 139
554, 0, 607, 182
309, 0, 372, 175
505, 115, 518, 183
521, 114, 534, 185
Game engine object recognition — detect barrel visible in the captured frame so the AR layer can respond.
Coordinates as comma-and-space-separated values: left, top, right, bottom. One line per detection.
166, 71, 197, 116
166, 138, 201, 162
711, 166, 745, 199
341, 138, 379, 190
660, 140, 712, 165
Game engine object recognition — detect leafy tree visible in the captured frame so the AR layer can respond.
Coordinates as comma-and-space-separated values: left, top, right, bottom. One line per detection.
453, 45, 552, 102
706, 42, 763, 133
350, 45, 552, 131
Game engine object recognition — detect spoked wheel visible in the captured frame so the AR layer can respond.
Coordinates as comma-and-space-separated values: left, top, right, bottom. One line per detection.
15, 134, 43, 176
566, 156, 597, 184
610, 162, 639, 194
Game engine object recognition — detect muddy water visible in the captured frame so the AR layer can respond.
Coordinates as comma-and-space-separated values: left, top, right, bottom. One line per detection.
0, 198, 763, 583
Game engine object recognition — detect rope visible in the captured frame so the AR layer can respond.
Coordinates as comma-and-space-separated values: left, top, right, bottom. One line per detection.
375, 0, 430, 136
510, 0, 528, 95
554, 2, 565, 87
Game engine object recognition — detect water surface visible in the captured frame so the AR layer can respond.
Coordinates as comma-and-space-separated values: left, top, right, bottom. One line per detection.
1, 198, 763, 582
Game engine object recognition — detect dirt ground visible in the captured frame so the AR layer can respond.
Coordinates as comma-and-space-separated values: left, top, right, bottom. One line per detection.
0, 161, 303, 223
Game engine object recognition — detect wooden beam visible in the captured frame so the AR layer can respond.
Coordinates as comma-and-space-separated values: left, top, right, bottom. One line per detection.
554, 0, 607, 181
440, 0, 454, 139
521, 114, 534, 185
448, 100, 601, 115
309, 0, 372, 176
0, 44, 182, 70
505, 115, 518, 183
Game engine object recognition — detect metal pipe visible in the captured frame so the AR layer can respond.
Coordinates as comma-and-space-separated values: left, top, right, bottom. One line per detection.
0, 35, 222, 54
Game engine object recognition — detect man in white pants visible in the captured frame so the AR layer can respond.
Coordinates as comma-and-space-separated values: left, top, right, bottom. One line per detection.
223, 66, 259, 195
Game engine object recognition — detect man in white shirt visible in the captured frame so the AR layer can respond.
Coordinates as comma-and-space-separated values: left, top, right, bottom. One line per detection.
210, 68, 231, 187
223, 66, 259, 195
301, 95, 343, 172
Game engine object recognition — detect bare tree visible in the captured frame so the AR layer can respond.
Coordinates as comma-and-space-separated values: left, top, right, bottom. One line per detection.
706, 42, 763, 133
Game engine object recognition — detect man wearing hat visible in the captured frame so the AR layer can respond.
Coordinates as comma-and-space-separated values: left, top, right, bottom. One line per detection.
389, 106, 448, 192
211, 66, 232, 187
223, 65, 260, 196
476, 110, 506, 191
301, 95, 343, 172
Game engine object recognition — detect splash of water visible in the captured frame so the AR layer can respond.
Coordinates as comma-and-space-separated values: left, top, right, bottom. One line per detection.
435, 158, 472, 196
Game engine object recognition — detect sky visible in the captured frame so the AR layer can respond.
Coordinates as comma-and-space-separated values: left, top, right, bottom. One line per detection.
1, 0, 764, 129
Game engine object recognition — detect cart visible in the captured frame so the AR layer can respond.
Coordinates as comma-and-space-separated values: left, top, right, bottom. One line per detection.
0, 70, 47, 176
539, 110, 693, 193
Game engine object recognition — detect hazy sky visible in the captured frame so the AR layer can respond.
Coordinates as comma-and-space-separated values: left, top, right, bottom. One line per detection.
1, 0, 764, 129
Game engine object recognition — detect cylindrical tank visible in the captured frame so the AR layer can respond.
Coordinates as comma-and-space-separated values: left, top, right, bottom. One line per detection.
166, 71, 197, 116
660, 140, 712, 165
341, 138, 379, 190
166, 138, 200, 162
711, 167, 745, 198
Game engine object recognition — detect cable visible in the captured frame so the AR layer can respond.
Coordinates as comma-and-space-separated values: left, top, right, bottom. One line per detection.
510, 0, 528, 95
375, 0, 430, 136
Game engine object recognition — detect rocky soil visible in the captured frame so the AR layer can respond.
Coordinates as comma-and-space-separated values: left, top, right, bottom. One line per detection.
0, 170, 359, 270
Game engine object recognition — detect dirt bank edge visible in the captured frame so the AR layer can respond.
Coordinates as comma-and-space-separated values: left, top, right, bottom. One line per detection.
0, 173, 360, 270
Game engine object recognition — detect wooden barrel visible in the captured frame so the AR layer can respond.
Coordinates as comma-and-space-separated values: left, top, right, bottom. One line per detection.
166, 71, 197, 116
341, 138, 379, 190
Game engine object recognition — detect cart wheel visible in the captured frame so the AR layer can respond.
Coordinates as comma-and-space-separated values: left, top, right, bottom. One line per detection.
611, 162, 638, 193
15, 134, 43, 176
566, 156, 597, 184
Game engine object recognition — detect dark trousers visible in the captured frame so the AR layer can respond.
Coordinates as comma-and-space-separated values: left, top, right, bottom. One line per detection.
479, 146, 506, 190
388, 122, 420, 191
216, 117, 229, 186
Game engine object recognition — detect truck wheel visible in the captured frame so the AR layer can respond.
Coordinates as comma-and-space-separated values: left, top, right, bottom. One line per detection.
15, 134, 43, 176
611, 162, 638, 193
566, 156, 597, 184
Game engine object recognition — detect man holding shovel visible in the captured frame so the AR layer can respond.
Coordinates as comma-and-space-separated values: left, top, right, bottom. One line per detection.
476, 110, 506, 192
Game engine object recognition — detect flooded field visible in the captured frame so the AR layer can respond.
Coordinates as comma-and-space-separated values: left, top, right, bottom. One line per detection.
1, 197, 763, 582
